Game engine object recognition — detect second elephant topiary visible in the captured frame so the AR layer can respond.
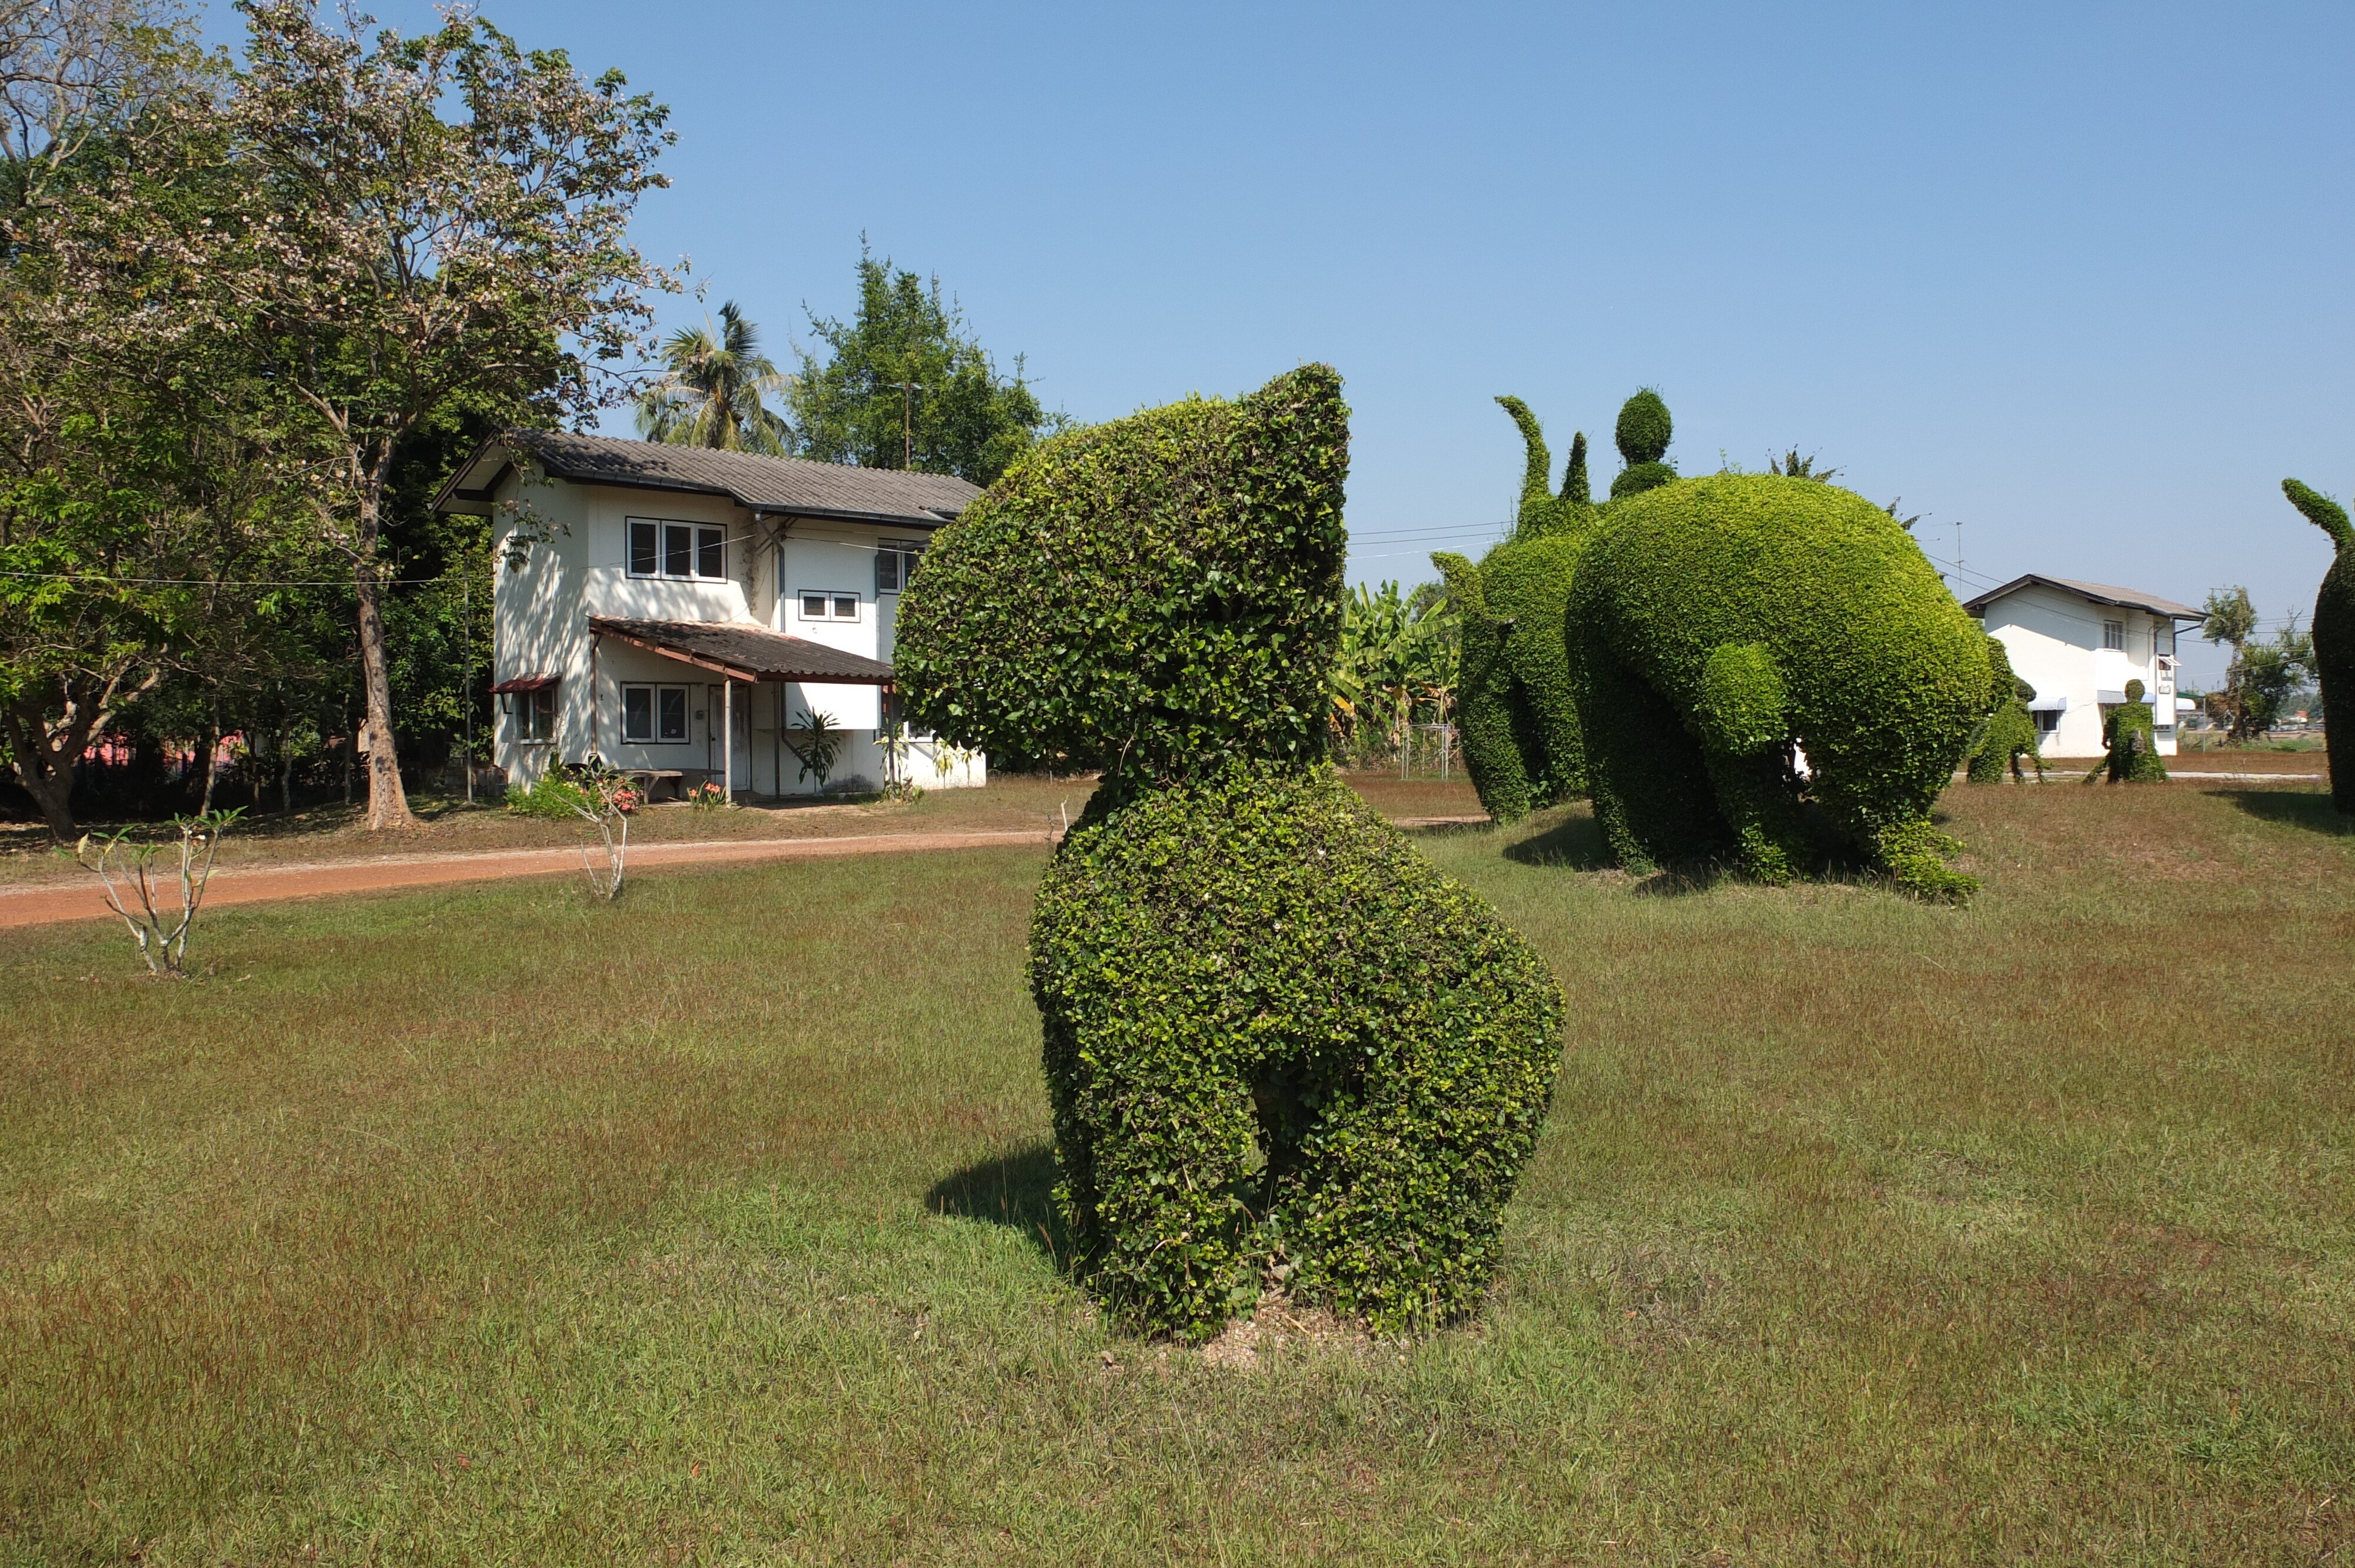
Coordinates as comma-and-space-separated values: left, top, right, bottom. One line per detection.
1567, 473, 1990, 899
1968, 636, 2044, 783
2283, 479, 2353, 812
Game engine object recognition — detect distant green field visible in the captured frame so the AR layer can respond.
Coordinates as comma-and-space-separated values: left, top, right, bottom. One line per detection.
3, 778, 2349, 1565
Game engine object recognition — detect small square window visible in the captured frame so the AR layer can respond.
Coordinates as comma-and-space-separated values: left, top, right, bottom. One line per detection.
515, 684, 556, 742
876, 539, 925, 594
833, 594, 859, 620
802, 592, 829, 619
2034, 710, 2060, 735
2102, 619, 2124, 651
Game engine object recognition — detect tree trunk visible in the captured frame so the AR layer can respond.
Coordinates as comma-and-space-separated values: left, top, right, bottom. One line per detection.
280, 723, 295, 814
353, 469, 416, 831
340, 692, 353, 805
5, 716, 79, 840
200, 693, 222, 813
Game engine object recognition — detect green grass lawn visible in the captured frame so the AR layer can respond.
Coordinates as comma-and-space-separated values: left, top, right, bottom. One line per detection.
2, 779, 2350, 1564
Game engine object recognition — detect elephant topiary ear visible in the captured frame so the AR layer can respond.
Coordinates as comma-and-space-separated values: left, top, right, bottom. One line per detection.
1615, 388, 1672, 467
893, 365, 1351, 786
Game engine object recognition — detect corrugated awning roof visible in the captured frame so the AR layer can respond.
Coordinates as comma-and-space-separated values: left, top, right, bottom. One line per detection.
489, 673, 559, 693
589, 617, 897, 686
1963, 573, 2203, 620
434, 431, 982, 526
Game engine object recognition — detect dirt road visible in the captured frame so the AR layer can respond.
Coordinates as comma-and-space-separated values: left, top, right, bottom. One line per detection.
0, 829, 1055, 932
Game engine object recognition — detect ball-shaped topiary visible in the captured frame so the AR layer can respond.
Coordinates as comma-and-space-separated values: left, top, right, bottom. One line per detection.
893, 365, 1349, 786
897, 367, 1568, 1341
1566, 473, 1991, 900
1610, 389, 1677, 500
1033, 762, 1564, 1337
1616, 388, 1671, 466
2283, 479, 2353, 812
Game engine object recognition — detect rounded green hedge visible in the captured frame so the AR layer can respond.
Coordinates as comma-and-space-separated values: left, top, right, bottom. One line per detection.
893, 365, 1348, 788
1031, 762, 1564, 1338
1616, 389, 1671, 466
2284, 479, 2353, 812
1566, 473, 1990, 899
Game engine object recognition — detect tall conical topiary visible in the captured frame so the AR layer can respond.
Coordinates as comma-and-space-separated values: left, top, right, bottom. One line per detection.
2283, 479, 2353, 812
1609, 388, 1677, 501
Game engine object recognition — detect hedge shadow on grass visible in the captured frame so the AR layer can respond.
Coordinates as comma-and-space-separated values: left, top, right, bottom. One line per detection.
927, 1142, 1071, 1265
2210, 788, 2354, 838
1501, 809, 1612, 871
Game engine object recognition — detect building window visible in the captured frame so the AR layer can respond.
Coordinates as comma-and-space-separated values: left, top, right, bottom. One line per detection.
2034, 710, 2060, 735
875, 539, 926, 594
2102, 619, 2124, 650
513, 685, 556, 742
621, 682, 691, 743
800, 591, 860, 621
628, 519, 727, 582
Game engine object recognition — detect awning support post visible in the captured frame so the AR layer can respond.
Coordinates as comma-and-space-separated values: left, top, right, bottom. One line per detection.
722, 678, 734, 803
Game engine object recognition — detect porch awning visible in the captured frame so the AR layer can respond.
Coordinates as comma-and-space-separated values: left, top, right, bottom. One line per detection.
2026, 694, 2068, 712
2095, 689, 2132, 705
588, 616, 896, 687
489, 673, 559, 693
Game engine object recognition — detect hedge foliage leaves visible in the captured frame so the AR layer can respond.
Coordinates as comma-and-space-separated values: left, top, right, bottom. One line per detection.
1031, 763, 1564, 1338
894, 365, 1349, 788
2283, 478, 2353, 812
902, 367, 1567, 1341
1567, 473, 1989, 899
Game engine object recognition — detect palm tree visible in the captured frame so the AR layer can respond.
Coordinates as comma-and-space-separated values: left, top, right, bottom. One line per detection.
635, 302, 794, 454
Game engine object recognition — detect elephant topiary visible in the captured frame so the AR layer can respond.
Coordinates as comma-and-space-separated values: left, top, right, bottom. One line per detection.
896, 366, 1565, 1339
1432, 396, 1597, 823
1968, 636, 2044, 783
2283, 479, 2352, 812
1567, 473, 1991, 900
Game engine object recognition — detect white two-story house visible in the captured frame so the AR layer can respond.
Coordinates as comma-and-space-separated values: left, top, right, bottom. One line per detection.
1963, 574, 2204, 758
434, 433, 988, 798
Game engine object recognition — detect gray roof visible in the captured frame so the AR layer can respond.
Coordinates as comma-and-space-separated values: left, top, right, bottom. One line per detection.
1962, 573, 2203, 621
437, 431, 981, 526
589, 617, 897, 685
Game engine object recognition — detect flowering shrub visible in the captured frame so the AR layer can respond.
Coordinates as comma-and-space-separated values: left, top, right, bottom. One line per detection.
685, 780, 728, 810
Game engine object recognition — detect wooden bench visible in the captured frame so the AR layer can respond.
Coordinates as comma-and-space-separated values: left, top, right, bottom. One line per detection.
621, 768, 686, 802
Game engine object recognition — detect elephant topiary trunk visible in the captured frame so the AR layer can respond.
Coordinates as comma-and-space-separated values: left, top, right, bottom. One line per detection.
2283, 479, 2353, 812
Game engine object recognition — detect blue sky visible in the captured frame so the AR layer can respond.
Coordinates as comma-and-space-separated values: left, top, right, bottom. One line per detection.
211, 1, 2351, 685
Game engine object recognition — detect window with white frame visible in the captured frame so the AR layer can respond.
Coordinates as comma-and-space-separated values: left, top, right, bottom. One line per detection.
875, 538, 926, 594
511, 684, 556, 742
2102, 619, 2124, 650
620, 682, 692, 743
799, 590, 861, 621
2034, 709, 2061, 735
627, 519, 727, 581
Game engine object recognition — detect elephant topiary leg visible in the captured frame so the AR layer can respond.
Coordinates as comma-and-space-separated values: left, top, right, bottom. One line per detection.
1574, 633, 1726, 872
1690, 643, 1808, 882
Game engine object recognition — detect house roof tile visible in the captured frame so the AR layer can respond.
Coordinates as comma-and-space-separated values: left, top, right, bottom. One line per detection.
437, 432, 982, 526
1962, 573, 2203, 621
589, 617, 897, 685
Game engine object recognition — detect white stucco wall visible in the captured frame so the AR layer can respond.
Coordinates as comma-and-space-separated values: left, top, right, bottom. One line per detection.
489, 475, 984, 793
1981, 584, 2184, 758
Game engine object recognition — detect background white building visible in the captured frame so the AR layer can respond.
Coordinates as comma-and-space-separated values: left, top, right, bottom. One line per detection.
1963, 575, 2203, 758
436, 433, 989, 798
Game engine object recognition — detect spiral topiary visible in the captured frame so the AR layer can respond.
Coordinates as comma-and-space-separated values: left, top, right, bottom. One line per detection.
1566, 473, 1989, 900
898, 366, 1566, 1340
2283, 479, 2352, 812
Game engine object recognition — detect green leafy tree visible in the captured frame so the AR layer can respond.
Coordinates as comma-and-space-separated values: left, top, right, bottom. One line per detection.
635, 300, 791, 454
2198, 586, 2316, 742
788, 249, 1059, 485
152, 2, 677, 831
